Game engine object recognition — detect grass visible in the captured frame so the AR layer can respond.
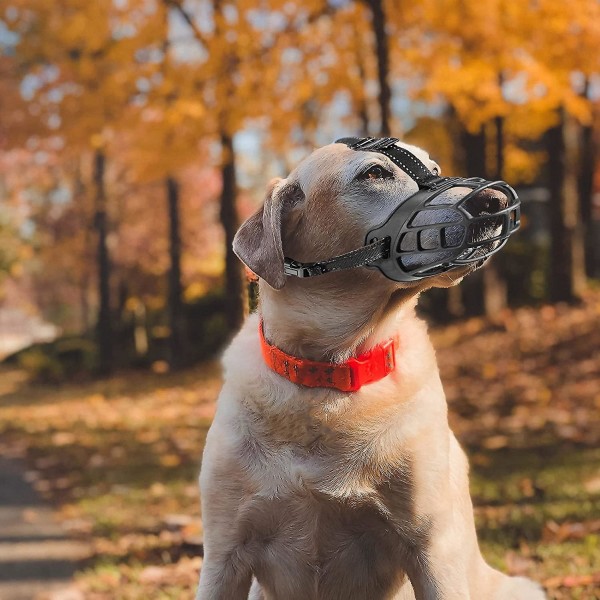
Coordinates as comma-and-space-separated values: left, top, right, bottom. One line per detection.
1, 292, 599, 598
471, 446, 600, 597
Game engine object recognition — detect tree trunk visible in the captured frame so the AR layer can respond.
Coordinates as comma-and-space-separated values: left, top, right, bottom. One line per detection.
166, 176, 186, 369
74, 160, 91, 335
546, 108, 586, 302
578, 103, 596, 277
483, 114, 508, 317
494, 114, 504, 182
93, 149, 113, 374
220, 132, 245, 331
459, 125, 487, 316
80, 278, 90, 334
462, 125, 487, 175
366, 0, 391, 136
355, 44, 371, 137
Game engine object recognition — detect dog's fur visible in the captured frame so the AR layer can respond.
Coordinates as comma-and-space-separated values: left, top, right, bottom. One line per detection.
196, 142, 546, 599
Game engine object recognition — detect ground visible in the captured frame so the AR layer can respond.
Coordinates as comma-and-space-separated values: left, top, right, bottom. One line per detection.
0, 456, 89, 599
0, 292, 599, 599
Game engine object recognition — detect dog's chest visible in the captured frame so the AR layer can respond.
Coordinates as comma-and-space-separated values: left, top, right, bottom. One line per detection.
236, 444, 421, 600
242, 490, 409, 599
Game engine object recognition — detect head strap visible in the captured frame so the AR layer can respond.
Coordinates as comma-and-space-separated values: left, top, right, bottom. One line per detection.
336, 137, 446, 189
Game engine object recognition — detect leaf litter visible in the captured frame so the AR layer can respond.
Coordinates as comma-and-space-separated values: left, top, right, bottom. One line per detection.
1, 293, 599, 598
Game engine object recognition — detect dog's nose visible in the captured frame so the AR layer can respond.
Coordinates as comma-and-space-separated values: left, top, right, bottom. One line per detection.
462, 188, 509, 217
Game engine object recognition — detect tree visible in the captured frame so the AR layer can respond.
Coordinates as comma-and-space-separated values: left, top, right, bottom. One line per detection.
397, 0, 600, 309
167, 0, 348, 329
578, 80, 597, 278
9, 0, 200, 370
92, 148, 113, 372
546, 109, 587, 302
363, 0, 391, 136
166, 176, 185, 367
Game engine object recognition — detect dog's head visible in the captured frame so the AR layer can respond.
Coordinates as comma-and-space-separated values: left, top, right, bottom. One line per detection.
234, 141, 510, 291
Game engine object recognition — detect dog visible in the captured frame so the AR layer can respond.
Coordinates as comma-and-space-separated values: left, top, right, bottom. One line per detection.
195, 140, 546, 599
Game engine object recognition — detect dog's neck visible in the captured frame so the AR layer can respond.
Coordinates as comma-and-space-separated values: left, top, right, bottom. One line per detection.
259, 274, 422, 363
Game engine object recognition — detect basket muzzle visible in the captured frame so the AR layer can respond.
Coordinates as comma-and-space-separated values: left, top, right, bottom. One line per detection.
282, 137, 520, 283
365, 174, 520, 281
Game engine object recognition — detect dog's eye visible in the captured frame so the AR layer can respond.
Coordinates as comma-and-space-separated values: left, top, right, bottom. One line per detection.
357, 165, 393, 181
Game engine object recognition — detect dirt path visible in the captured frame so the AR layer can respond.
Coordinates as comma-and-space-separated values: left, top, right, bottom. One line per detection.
0, 457, 88, 600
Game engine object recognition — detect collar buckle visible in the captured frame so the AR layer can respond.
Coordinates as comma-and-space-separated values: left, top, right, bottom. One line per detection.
346, 338, 396, 391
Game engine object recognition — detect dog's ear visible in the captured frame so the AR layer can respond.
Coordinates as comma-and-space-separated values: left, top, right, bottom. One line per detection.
233, 178, 304, 290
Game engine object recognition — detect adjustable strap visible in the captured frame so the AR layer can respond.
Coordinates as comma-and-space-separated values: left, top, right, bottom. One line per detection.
259, 320, 397, 392
336, 137, 446, 190
284, 237, 389, 278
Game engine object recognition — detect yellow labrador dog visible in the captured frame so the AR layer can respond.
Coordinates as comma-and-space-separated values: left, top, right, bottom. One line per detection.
196, 140, 545, 600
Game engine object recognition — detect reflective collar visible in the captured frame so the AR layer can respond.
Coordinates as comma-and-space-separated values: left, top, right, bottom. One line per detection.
259, 321, 396, 392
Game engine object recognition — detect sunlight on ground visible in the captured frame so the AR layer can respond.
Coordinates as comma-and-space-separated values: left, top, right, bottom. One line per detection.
1, 294, 599, 598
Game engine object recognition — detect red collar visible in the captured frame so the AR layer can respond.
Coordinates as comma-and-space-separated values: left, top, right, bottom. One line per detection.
259, 321, 396, 392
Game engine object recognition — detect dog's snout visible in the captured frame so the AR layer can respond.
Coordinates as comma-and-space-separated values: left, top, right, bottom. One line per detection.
463, 189, 509, 217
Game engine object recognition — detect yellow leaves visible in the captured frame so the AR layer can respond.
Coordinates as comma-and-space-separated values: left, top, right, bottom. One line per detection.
481, 363, 497, 380
159, 453, 182, 467
542, 520, 600, 545
543, 572, 600, 591
412, 0, 600, 135
89, 133, 104, 149
9, 0, 600, 157
177, 100, 205, 120
164, 99, 206, 126
51, 431, 77, 446
504, 146, 545, 185
64, 10, 91, 44
87, 556, 203, 595
482, 434, 509, 450
438, 289, 600, 449
9, 262, 24, 277
184, 281, 212, 302
18, 244, 34, 261
564, 93, 593, 126
422, 58, 506, 132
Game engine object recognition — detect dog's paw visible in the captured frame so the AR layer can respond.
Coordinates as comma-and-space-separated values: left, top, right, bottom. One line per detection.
497, 575, 546, 600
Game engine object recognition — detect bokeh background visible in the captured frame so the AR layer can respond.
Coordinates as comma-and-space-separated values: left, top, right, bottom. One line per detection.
0, 0, 599, 598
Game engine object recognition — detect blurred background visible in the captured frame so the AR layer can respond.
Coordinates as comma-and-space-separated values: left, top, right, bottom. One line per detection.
0, 0, 599, 598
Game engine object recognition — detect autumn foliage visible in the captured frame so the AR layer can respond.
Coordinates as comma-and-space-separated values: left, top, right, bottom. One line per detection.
1, 292, 599, 598
0, 0, 598, 370
0, 1, 599, 598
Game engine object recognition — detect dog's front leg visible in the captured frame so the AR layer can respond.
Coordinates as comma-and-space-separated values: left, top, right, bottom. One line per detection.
406, 432, 494, 600
195, 422, 253, 600
405, 552, 471, 600
195, 547, 252, 600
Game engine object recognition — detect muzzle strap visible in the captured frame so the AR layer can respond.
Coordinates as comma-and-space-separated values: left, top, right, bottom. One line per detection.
283, 236, 389, 278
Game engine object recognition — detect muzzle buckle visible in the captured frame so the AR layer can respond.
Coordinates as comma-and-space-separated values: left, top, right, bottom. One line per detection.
284, 260, 329, 278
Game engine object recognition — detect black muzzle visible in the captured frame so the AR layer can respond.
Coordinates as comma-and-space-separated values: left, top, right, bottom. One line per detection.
283, 137, 520, 283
